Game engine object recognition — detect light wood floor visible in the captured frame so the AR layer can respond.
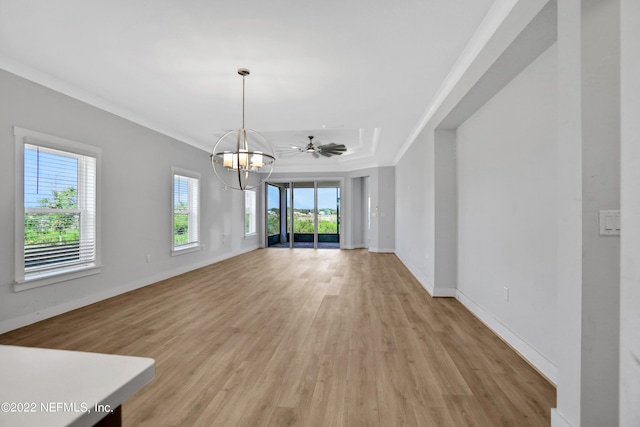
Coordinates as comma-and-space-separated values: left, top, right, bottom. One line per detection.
0, 249, 555, 426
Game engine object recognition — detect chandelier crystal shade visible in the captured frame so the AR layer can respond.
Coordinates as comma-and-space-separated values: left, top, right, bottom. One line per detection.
211, 68, 275, 191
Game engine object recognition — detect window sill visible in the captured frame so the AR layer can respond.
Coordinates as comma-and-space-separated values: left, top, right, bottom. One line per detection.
14, 264, 103, 292
244, 233, 257, 240
171, 244, 202, 257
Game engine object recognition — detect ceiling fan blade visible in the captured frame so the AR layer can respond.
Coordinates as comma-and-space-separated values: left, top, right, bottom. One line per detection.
295, 137, 348, 159
318, 143, 347, 151
317, 144, 346, 157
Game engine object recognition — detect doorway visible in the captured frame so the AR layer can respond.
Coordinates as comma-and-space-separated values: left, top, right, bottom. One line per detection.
266, 181, 341, 249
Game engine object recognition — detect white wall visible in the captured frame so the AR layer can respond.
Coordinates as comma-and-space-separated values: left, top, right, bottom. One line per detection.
578, 1, 620, 424
456, 43, 558, 373
394, 0, 629, 424
371, 166, 395, 253
0, 69, 258, 333
394, 131, 435, 290
554, 1, 621, 425
394, 0, 554, 300
554, 1, 584, 424
434, 130, 457, 296
393, 0, 630, 423
350, 176, 368, 249
620, 1, 640, 425
396, 0, 557, 381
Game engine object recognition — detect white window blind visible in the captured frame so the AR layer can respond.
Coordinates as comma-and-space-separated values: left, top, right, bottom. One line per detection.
245, 189, 256, 236
173, 173, 199, 250
23, 143, 97, 277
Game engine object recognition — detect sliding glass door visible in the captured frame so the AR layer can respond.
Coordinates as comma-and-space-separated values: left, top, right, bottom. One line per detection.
266, 183, 284, 247
317, 182, 340, 247
266, 181, 340, 249
292, 183, 315, 247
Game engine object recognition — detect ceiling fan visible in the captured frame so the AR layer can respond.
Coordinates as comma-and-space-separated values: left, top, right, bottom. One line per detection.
278, 136, 347, 159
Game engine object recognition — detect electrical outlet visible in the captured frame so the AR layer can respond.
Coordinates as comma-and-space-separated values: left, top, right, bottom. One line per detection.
146, 254, 151, 263
503, 287, 509, 302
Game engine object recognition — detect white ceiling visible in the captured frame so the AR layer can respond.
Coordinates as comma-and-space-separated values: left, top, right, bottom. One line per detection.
0, 0, 496, 173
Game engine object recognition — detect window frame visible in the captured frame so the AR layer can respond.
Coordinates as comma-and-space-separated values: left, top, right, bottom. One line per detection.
245, 189, 257, 238
14, 127, 102, 292
171, 167, 201, 255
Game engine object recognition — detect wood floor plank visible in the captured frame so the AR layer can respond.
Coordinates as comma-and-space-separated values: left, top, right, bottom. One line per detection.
0, 249, 555, 426
374, 349, 421, 426
306, 352, 349, 426
345, 349, 379, 426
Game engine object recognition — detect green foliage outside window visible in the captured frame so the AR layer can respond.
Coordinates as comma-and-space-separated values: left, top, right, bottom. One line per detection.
267, 207, 338, 235
174, 201, 189, 245
267, 209, 280, 235
24, 187, 80, 245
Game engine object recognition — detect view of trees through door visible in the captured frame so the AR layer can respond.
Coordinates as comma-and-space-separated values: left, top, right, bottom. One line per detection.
266, 181, 340, 248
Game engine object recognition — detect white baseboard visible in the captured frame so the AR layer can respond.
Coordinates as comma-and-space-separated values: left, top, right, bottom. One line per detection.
456, 290, 557, 385
0, 246, 258, 335
376, 253, 558, 386
368, 247, 395, 253
551, 408, 574, 427
394, 252, 435, 296
341, 244, 367, 250
432, 287, 457, 297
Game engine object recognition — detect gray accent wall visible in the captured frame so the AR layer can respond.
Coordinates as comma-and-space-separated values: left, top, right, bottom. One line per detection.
0, 69, 260, 333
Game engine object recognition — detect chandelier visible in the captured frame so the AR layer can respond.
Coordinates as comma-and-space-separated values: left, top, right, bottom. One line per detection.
210, 68, 276, 191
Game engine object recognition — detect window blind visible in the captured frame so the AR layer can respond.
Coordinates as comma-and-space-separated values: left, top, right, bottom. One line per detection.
24, 144, 97, 275
245, 189, 256, 235
173, 174, 199, 248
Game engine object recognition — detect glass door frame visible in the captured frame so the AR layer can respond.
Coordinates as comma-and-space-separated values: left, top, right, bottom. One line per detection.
265, 178, 343, 249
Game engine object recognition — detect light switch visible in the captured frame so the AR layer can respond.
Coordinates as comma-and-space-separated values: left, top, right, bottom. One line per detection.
599, 210, 621, 236
605, 216, 614, 230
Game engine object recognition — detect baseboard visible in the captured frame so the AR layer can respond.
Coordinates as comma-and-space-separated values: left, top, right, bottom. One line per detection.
341, 244, 367, 250
455, 290, 557, 385
432, 287, 457, 297
0, 246, 258, 335
385, 254, 557, 385
551, 409, 574, 427
394, 252, 435, 296
368, 247, 395, 253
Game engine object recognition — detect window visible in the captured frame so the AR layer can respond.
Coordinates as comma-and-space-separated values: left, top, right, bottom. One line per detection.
14, 127, 101, 290
245, 189, 256, 237
172, 169, 200, 254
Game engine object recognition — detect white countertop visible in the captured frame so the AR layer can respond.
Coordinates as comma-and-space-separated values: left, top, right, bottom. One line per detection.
0, 345, 154, 427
